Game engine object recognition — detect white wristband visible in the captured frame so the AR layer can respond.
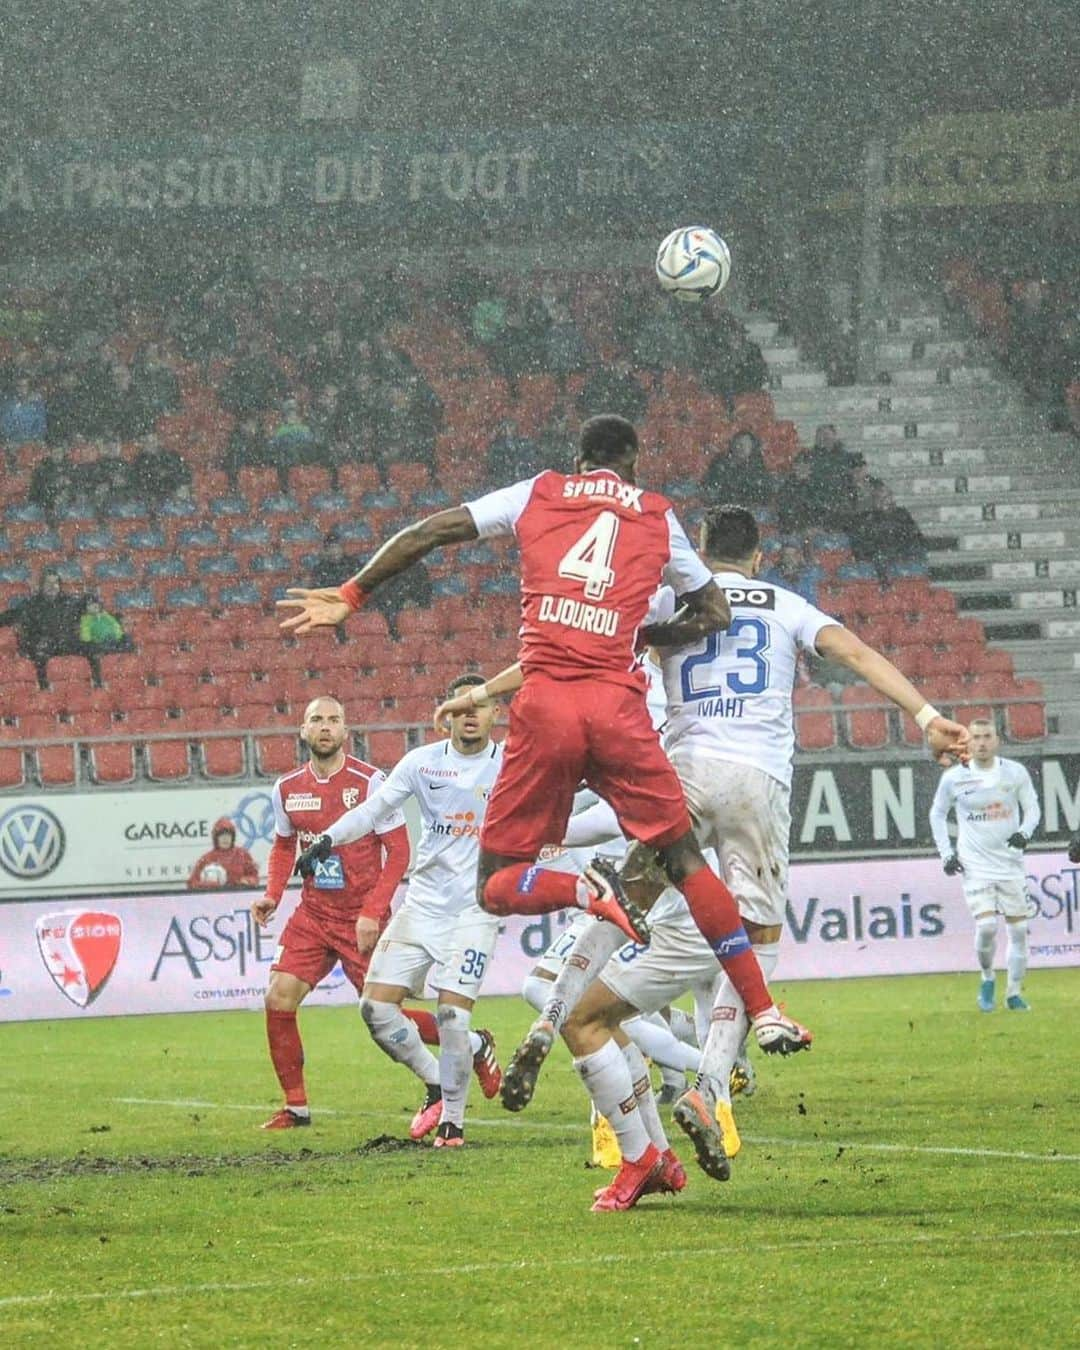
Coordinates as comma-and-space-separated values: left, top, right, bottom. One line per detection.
468, 684, 492, 708
915, 704, 941, 731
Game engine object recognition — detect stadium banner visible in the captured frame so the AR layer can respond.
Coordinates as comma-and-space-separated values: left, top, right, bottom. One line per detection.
0, 123, 742, 228
1, 751, 1077, 898
0, 786, 281, 895
1, 852, 1076, 1022
886, 108, 1080, 207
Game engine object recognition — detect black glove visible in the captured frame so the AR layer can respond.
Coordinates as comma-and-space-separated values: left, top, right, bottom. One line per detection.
1068, 834, 1080, 865
943, 854, 963, 876
296, 834, 333, 879
1007, 832, 1028, 851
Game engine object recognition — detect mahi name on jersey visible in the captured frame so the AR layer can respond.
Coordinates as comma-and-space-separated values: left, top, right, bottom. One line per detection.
694, 694, 747, 719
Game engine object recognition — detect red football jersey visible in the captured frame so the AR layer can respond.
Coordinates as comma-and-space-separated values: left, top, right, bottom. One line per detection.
271, 755, 408, 917
465, 468, 713, 685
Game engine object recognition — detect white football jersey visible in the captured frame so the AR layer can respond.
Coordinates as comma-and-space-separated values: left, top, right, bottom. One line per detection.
929, 757, 1040, 883
328, 738, 503, 918
653, 570, 839, 789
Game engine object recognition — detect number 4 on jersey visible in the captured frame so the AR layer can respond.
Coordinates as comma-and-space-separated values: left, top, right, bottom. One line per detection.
557, 511, 621, 601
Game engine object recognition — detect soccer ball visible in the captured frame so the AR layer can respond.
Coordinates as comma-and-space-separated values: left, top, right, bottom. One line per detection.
200, 863, 228, 887
655, 226, 731, 303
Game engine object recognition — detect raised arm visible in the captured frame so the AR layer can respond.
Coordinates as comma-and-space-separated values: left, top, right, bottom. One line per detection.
278, 508, 478, 634
815, 624, 970, 765
433, 662, 525, 730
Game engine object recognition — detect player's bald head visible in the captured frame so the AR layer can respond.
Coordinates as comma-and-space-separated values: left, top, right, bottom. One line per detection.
303, 695, 345, 724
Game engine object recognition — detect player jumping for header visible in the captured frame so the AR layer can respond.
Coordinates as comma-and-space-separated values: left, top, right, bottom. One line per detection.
282, 416, 818, 1209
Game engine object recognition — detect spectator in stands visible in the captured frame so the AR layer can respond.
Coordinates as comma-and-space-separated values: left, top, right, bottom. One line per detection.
84, 439, 135, 511
375, 385, 436, 472
533, 409, 575, 476
309, 529, 364, 590
221, 414, 266, 488
761, 541, 825, 606
266, 398, 315, 487
79, 593, 132, 656
703, 429, 774, 508
130, 432, 191, 504
775, 452, 837, 536
699, 321, 768, 412
631, 292, 698, 372
374, 560, 435, 642
471, 294, 507, 348
807, 423, 855, 485
489, 300, 548, 388
129, 343, 180, 427
849, 483, 927, 574
45, 368, 83, 446
187, 818, 260, 891
486, 418, 544, 483
577, 358, 648, 423
220, 336, 287, 417
28, 443, 79, 519
0, 568, 89, 689
542, 291, 590, 383
334, 369, 380, 452
832, 452, 885, 533
371, 333, 416, 385
402, 372, 444, 450
1, 376, 46, 452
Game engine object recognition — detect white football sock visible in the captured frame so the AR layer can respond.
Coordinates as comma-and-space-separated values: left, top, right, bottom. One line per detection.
436, 1004, 473, 1128
698, 942, 780, 1105
622, 1042, 669, 1152
521, 973, 553, 1013
974, 917, 998, 979
360, 998, 440, 1086
573, 1039, 651, 1163
622, 1013, 701, 1073
667, 1006, 698, 1047
1005, 922, 1029, 998
540, 919, 626, 1035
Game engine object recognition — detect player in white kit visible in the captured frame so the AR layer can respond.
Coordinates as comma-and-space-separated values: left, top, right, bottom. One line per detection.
929, 718, 1040, 1012
297, 674, 504, 1148
555, 505, 971, 1184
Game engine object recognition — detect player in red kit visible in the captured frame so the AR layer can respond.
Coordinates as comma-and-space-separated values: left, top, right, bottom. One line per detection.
252, 695, 410, 1129
282, 416, 807, 1206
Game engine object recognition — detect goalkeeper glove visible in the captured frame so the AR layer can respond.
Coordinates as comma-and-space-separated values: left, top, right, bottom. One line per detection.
1069, 834, 1080, 865
943, 854, 963, 876
296, 834, 333, 878
1006, 832, 1029, 851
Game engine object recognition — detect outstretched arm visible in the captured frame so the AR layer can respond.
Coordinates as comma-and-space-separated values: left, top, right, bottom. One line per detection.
278, 507, 478, 634
641, 579, 731, 649
433, 662, 524, 730
815, 624, 970, 765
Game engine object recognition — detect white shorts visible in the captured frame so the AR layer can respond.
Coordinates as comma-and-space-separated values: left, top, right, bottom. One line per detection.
962, 878, 1030, 921
367, 902, 501, 1000
668, 749, 790, 929
534, 910, 594, 977
600, 909, 720, 1017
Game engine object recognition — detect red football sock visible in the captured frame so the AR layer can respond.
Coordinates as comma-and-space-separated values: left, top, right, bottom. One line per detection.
403, 1007, 439, 1046
266, 1009, 307, 1107
679, 866, 772, 1018
483, 862, 581, 917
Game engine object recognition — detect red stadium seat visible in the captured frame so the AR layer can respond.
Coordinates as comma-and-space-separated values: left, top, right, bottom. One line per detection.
145, 738, 192, 782
289, 465, 332, 498
978, 648, 1014, 677
36, 744, 77, 787
44, 654, 92, 686
363, 728, 409, 768
793, 685, 836, 750
201, 737, 248, 779
0, 747, 25, 788
1004, 681, 1046, 743
841, 684, 890, 750
256, 734, 300, 777
89, 741, 137, 785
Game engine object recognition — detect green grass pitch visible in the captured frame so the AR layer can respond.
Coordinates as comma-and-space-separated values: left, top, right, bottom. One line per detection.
1, 970, 1077, 1348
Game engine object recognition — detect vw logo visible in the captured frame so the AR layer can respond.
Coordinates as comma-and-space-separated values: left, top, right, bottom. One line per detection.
231, 792, 276, 849
0, 805, 66, 879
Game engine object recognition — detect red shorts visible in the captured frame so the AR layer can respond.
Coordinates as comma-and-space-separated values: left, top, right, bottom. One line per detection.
481, 672, 691, 861
271, 902, 371, 994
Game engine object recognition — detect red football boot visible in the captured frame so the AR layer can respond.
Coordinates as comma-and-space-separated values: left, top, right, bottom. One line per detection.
261, 1107, 310, 1130
432, 1122, 465, 1149
410, 1091, 443, 1141
644, 1147, 687, 1195
472, 1028, 502, 1100
590, 1143, 663, 1212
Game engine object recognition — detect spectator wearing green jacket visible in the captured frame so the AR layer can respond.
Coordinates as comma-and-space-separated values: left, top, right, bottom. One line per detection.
79, 596, 130, 651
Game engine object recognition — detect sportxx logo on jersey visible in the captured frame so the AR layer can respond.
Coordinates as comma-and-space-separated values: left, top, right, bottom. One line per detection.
35, 910, 122, 1008
0, 805, 65, 879
561, 477, 643, 512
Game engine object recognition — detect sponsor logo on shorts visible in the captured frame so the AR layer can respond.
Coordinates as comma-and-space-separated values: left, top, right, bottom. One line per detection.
285, 794, 322, 812
35, 909, 122, 1008
568, 954, 591, 971
518, 865, 542, 894
617, 1094, 638, 1116
711, 1004, 738, 1022
711, 929, 751, 958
